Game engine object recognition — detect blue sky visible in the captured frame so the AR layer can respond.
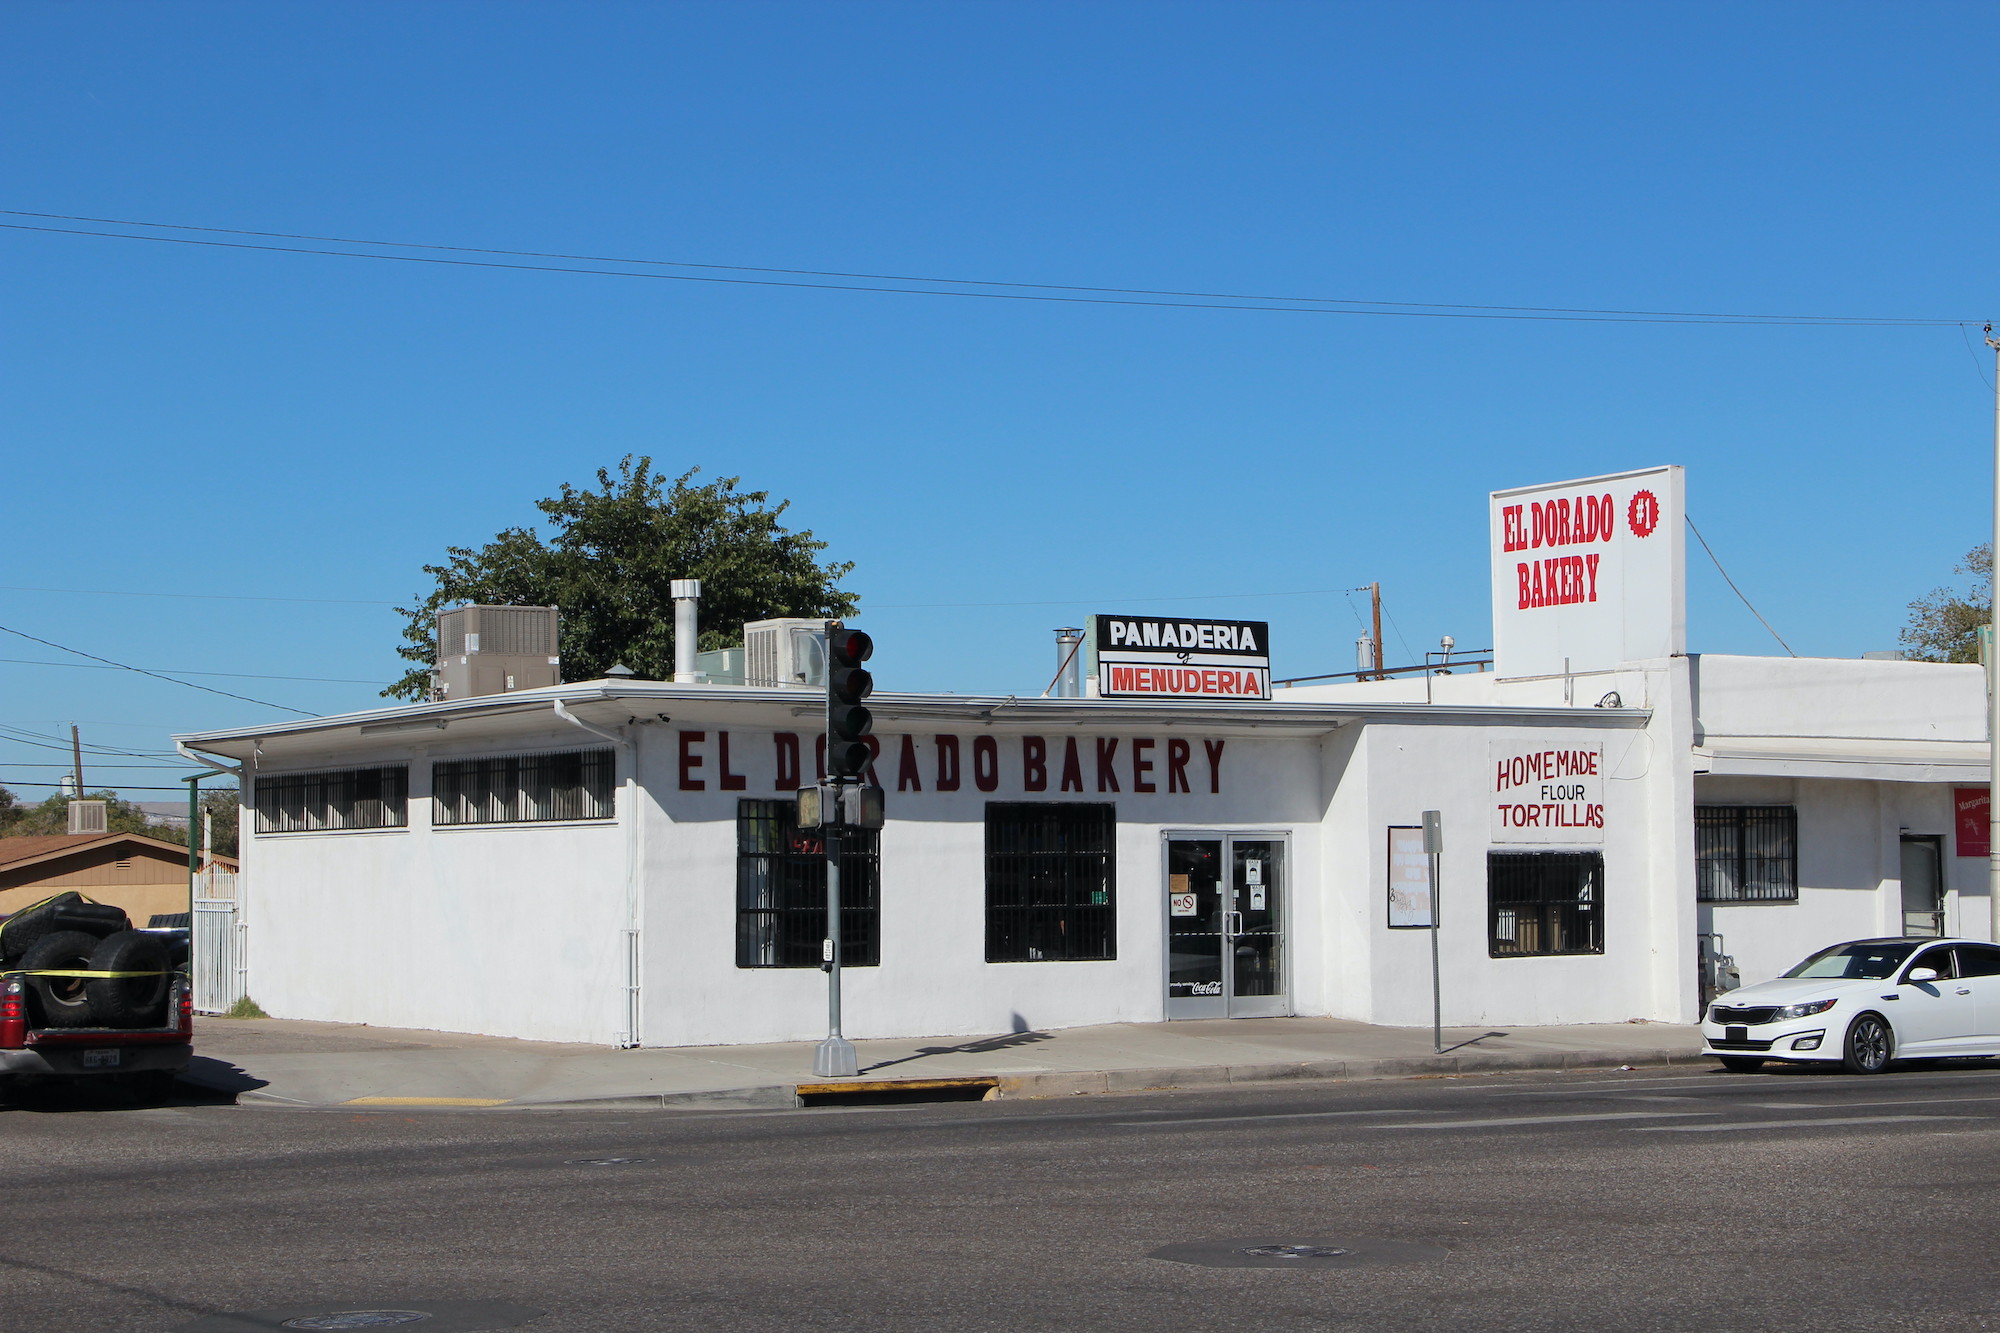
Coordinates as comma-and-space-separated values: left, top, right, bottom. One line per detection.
3, 1, 1997, 801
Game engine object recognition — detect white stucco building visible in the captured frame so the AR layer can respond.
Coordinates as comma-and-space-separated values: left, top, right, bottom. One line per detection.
174, 466, 1994, 1047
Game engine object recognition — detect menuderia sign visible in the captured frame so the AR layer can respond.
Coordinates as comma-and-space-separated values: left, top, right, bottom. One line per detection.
1488, 465, 1685, 679
1090, 615, 1271, 700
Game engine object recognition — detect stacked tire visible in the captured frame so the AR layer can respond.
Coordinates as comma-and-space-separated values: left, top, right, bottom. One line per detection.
0, 892, 171, 1029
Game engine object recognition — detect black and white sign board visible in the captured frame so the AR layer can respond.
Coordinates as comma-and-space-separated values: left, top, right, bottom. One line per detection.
1091, 615, 1271, 700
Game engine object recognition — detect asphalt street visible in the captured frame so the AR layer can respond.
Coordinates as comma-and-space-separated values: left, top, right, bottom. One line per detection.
3, 1061, 1999, 1331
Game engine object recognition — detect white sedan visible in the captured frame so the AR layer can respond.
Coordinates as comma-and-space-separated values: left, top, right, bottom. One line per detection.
1701, 937, 2000, 1074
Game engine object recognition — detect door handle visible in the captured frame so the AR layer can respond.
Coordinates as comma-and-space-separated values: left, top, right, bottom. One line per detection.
1958, 987, 1973, 996
1226, 910, 1244, 937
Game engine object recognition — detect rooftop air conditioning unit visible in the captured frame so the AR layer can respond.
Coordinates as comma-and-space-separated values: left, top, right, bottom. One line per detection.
67, 799, 108, 835
743, 618, 828, 689
435, 605, 561, 700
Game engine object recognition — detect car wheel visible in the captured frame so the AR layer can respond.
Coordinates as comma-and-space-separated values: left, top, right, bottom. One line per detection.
1718, 1055, 1766, 1073
1843, 1013, 1894, 1074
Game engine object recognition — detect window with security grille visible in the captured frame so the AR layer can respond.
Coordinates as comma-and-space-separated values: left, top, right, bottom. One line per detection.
985, 803, 1116, 963
433, 748, 615, 826
254, 766, 409, 833
1488, 851, 1603, 958
736, 799, 879, 968
1696, 806, 1798, 902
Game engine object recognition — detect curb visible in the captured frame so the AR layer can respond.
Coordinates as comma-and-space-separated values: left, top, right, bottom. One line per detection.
178, 1046, 1705, 1110
992, 1047, 1696, 1099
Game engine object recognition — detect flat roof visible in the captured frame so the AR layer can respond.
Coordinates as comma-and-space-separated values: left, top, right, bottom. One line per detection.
175, 679, 1652, 764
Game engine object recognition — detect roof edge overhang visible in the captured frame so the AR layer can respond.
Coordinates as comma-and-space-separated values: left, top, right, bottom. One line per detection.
175, 680, 1653, 761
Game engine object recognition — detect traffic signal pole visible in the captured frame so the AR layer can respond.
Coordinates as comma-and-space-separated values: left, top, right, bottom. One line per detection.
816, 820, 855, 1078
1988, 325, 2000, 946
813, 622, 875, 1080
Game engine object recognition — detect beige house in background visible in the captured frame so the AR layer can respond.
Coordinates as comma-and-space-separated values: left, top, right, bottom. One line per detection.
0, 833, 234, 927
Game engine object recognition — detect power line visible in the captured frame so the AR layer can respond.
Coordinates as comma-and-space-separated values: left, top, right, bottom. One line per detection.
0, 725, 179, 759
0, 583, 396, 606
0, 214, 1977, 329
1686, 515, 1796, 657
872, 585, 1377, 611
0, 656, 383, 685
1, 779, 230, 792
0, 622, 315, 716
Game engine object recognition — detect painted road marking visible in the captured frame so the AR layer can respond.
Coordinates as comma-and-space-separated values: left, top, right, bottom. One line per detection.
1751, 1095, 2000, 1110
1115, 1108, 1449, 1128
1368, 1111, 1714, 1129
1633, 1115, 1987, 1132
342, 1096, 510, 1107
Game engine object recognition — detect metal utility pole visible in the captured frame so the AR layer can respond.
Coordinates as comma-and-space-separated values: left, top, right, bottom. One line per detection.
70, 724, 83, 798
1423, 810, 1443, 1054
1988, 324, 2000, 945
817, 821, 854, 1078
1370, 583, 1385, 680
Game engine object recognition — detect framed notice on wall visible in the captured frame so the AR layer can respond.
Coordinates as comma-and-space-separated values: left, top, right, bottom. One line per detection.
1387, 825, 1434, 928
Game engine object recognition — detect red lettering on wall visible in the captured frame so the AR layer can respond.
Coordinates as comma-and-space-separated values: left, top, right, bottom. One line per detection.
717, 731, 747, 791
935, 735, 961, 791
773, 733, 800, 791
1204, 738, 1225, 794
898, 735, 922, 792
1097, 737, 1120, 792
973, 735, 999, 792
1166, 738, 1191, 793
678, 731, 706, 791
1060, 737, 1084, 792
1022, 736, 1048, 792
1132, 737, 1156, 793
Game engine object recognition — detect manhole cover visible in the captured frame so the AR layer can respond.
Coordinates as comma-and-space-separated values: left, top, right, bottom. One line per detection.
566, 1157, 651, 1166
1149, 1238, 1448, 1269
179, 1299, 543, 1332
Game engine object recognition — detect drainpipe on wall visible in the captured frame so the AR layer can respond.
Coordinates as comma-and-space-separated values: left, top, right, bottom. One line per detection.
672, 579, 702, 684
554, 700, 642, 1048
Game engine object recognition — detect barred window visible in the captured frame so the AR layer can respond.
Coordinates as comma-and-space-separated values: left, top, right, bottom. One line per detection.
736, 799, 879, 968
985, 803, 1116, 963
1696, 806, 1798, 902
1489, 851, 1603, 958
433, 748, 615, 826
254, 766, 408, 833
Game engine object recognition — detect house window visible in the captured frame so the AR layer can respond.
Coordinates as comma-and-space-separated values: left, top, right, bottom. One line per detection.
1488, 851, 1603, 957
433, 748, 615, 826
254, 766, 409, 833
1696, 806, 1798, 902
985, 803, 1116, 963
736, 799, 879, 968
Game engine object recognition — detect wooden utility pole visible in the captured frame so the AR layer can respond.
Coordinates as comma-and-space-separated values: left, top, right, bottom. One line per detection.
1370, 583, 1385, 680
70, 724, 83, 798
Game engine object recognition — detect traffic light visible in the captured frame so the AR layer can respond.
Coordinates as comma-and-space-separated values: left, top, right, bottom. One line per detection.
825, 626, 874, 779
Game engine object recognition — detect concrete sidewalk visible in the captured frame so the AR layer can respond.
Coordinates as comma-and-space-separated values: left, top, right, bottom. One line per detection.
179, 1014, 1707, 1110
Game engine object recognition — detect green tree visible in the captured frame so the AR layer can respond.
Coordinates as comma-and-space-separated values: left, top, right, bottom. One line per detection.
387, 458, 859, 699
1900, 543, 1992, 664
3, 790, 165, 839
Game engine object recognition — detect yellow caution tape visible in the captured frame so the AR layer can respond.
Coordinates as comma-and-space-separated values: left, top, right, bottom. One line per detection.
2, 969, 177, 979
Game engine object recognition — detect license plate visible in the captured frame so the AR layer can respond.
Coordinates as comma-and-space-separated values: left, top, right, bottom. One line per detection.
81, 1049, 121, 1069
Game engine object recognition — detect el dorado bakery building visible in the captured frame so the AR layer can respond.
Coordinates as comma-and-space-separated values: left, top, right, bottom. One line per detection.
175, 465, 1992, 1048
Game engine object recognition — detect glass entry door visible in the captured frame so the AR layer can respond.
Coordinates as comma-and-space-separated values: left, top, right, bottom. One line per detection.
1165, 836, 1289, 1019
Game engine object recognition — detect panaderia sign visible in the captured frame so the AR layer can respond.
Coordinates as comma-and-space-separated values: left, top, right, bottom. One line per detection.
1491, 739, 1605, 843
1091, 615, 1271, 701
1488, 465, 1685, 679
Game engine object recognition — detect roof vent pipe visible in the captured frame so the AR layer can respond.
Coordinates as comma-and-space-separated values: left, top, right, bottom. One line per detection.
1053, 627, 1084, 698
671, 580, 702, 683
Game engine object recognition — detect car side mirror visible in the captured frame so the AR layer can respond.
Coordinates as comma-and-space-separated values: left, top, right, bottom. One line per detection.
1906, 966, 1940, 984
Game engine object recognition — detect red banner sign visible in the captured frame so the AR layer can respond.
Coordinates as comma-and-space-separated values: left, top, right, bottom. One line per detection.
1955, 787, 1990, 858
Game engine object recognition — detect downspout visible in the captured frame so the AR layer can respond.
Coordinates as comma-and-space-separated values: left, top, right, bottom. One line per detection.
555, 700, 642, 1048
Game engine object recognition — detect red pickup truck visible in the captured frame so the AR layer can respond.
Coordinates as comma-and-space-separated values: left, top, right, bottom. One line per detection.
0, 893, 193, 1100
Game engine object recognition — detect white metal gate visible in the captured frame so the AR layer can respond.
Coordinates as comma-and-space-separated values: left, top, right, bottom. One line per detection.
192, 867, 245, 1014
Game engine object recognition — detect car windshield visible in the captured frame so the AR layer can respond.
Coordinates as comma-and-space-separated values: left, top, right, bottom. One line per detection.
1783, 942, 1919, 980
